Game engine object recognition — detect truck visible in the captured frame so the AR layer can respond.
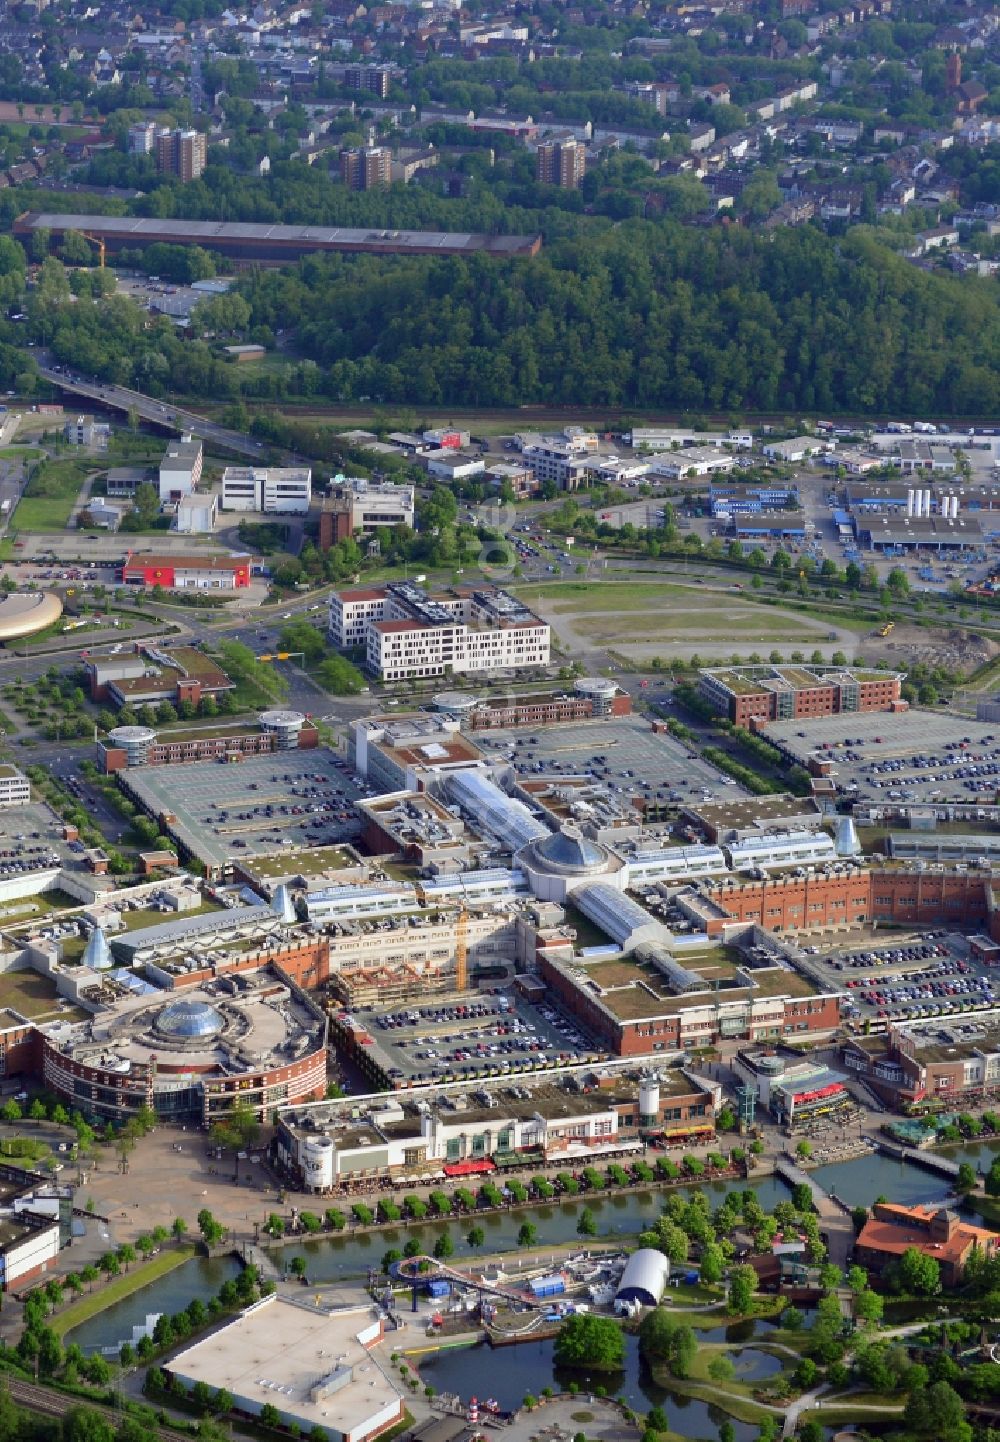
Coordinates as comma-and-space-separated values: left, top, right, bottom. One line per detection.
0, 499, 11, 516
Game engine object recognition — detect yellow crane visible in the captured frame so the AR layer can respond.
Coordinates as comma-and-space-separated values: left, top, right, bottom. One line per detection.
80, 231, 106, 268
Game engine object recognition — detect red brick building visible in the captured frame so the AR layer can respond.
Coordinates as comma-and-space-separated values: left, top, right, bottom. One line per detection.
698, 664, 905, 727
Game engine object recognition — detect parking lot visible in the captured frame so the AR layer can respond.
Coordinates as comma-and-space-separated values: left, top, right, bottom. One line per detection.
122, 751, 363, 871
476, 715, 745, 803
767, 711, 1000, 803
802, 932, 1000, 1029
350, 989, 604, 1087
0, 801, 77, 900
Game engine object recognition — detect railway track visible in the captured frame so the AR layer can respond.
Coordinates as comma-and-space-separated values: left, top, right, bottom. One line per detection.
6, 1376, 193, 1442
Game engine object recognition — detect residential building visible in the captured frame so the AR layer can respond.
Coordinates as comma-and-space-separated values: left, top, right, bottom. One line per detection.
127, 121, 157, 154
120, 551, 250, 591
486, 461, 537, 497
536, 136, 586, 189
155, 128, 207, 181
342, 65, 393, 98
158, 435, 203, 502
221, 466, 312, 515
176, 493, 218, 534
340, 146, 392, 190
0, 765, 30, 808
64, 415, 110, 450
329, 580, 550, 680
698, 663, 905, 727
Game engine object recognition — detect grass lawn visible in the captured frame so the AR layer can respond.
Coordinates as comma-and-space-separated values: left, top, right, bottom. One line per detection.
516, 581, 697, 609
0, 969, 76, 1021
13, 458, 94, 533
649, 1358, 774, 1427
54, 1246, 195, 1339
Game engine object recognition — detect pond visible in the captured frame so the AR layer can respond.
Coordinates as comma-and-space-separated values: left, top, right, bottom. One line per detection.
417, 1333, 766, 1440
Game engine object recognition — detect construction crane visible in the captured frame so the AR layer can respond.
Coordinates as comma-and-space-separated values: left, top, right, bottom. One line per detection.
80, 231, 106, 268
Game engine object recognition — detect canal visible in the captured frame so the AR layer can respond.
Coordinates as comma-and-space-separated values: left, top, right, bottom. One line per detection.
65, 1140, 1000, 1361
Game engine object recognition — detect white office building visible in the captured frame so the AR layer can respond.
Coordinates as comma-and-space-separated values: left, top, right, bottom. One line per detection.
330, 580, 550, 680
221, 467, 312, 515
0, 765, 30, 808
159, 436, 204, 502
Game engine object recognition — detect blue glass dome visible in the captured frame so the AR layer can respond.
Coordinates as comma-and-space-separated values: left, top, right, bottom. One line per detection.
156, 999, 224, 1039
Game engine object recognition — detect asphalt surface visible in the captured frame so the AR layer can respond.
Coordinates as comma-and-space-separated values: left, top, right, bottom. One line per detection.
37, 365, 285, 462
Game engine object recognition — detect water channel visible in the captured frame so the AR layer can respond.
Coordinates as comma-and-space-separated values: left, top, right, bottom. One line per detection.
64, 1141, 1000, 1403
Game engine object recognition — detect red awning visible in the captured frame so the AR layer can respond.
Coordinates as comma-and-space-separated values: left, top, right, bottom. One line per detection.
791, 1082, 845, 1105
443, 1159, 497, 1177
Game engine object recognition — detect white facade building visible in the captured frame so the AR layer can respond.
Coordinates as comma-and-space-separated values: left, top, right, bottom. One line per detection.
329, 587, 390, 650
221, 466, 312, 515
159, 436, 204, 502
0, 766, 30, 809
331, 582, 550, 680
649, 448, 736, 479
345, 479, 414, 530
176, 493, 218, 533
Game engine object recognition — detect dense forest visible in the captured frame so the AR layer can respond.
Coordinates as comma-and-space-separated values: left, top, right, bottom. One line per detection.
5, 216, 998, 416
236, 221, 1000, 414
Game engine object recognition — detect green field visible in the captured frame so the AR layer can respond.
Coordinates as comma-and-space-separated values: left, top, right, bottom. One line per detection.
0, 968, 82, 1022
13, 458, 93, 533
516, 581, 697, 608
54, 1247, 196, 1339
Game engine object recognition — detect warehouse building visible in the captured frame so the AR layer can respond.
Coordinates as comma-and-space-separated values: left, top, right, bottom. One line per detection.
852, 513, 984, 552
121, 551, 251, 590
167, 1296, 404, 1442
13, 212, 542, 264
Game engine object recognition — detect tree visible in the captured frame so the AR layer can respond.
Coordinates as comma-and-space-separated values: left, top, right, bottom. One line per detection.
517, 1222, 537, 1247
727, 1264, 756, 1316
554, 1313, 625, 1371
172, 1216, 188, 1240
433, 1232, 454, 1259
846, 1265, 868, 1294
577, 1207, 597, 1237
708, 1355, 735, 1383
903, 1380, 971, 1442
854, 1288, 884, 1324
956, 1162, 977, 1194
897, 1246, 941, 1296
467, 1225, 485, 1248
699, 1242, 724, 1286
62, 1406, 116, 1442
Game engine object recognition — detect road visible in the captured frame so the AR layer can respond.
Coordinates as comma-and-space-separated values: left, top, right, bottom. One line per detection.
37, 366, 288, 462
